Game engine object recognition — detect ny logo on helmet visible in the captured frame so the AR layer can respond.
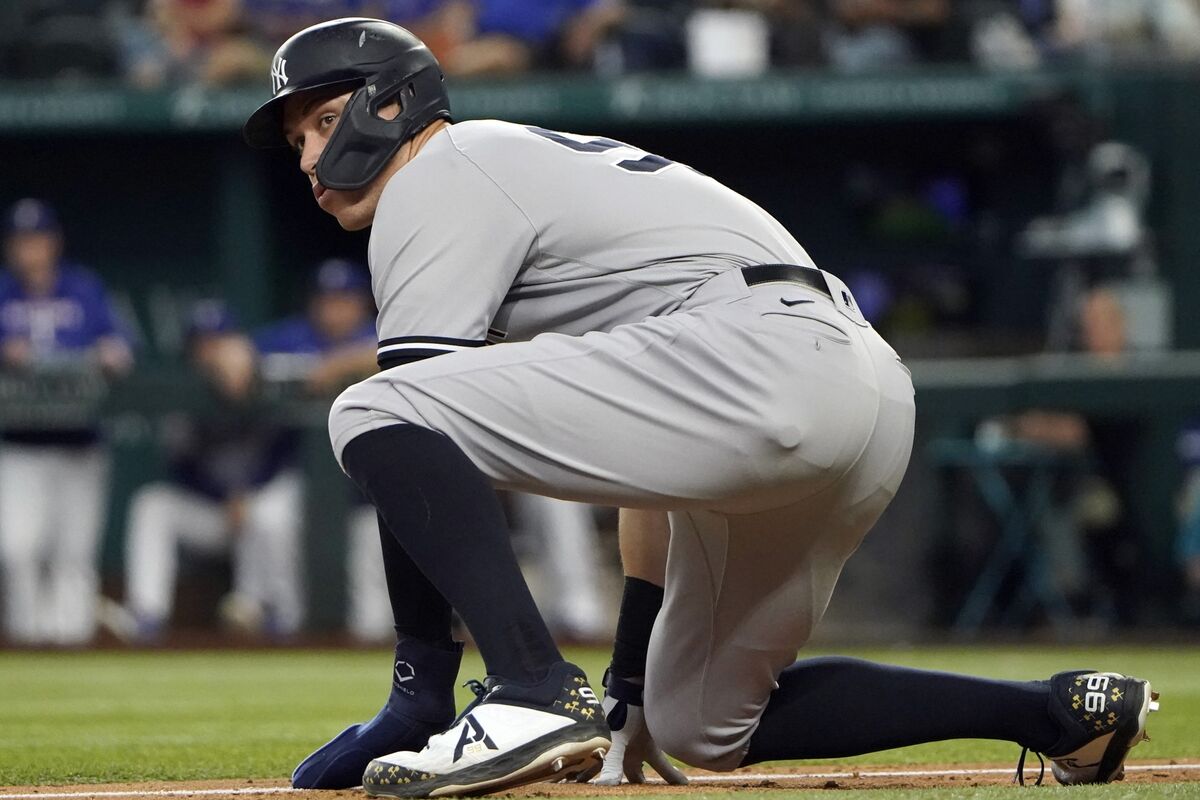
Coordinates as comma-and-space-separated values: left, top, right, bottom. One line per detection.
271, 56, 289, 94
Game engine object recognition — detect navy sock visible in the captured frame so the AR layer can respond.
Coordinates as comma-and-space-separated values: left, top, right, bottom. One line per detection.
375, 512, 455, 648
342, 424, 562, 684
609, 577, 663, 679
743, 657, 1059, 764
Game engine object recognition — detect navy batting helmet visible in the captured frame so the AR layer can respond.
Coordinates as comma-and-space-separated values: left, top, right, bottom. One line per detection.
242, 18, 451, 191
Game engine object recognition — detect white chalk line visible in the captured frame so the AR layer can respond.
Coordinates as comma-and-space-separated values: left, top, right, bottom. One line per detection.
2, 764, 1196, 798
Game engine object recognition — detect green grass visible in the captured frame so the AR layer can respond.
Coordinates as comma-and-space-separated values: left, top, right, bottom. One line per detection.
1, 645, 1197, 788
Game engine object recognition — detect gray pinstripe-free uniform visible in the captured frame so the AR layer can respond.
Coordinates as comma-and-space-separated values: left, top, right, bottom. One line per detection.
329, 120, 915, 769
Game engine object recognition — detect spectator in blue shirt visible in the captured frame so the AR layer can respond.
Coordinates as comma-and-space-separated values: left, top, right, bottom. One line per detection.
255, 258, 387, 639
255, 257, 378, 393
406, 0, 621, 74
0, 198, 133, 646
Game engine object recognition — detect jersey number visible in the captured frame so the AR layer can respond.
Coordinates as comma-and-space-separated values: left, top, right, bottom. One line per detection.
526, 126, 674, 174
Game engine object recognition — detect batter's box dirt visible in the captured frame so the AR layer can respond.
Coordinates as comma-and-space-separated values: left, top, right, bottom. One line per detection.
3, 763, 1198, 799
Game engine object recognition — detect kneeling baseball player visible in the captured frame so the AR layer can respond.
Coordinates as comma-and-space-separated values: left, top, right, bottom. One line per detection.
243, 18, 1158, 797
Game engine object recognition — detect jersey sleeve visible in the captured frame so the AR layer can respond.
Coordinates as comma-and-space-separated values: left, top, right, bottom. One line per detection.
369, 134, 537, 369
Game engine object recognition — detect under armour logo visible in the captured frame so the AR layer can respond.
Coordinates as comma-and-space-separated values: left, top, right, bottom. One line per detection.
271, 56, 289, 94
453, 714, 496, 762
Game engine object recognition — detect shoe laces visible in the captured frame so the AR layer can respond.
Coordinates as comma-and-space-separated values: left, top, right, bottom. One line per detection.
1013, 747, 1045, 786
416, 678, 494, 753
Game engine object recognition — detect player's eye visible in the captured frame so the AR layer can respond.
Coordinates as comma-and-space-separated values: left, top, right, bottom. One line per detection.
320, 113, 337, 128
292, 137, 304, 156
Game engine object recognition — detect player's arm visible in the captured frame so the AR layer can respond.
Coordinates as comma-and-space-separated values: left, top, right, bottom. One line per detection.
94, 334, 134, 377
306, 341, 379, 394
0, 335, 32, 369
590, 509, 687, 785
85, 279, 134, 377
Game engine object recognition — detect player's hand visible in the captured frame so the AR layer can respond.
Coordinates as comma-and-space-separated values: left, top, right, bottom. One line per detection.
587, 677, 688, 786
94, 336, 134, 377
1, 338, 32, 369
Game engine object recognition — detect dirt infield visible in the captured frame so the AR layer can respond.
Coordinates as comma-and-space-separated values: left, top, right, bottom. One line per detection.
3, 762, 1198, 799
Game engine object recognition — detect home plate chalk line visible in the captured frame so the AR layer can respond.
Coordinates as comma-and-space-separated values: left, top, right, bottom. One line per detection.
1, 764, 1196, 798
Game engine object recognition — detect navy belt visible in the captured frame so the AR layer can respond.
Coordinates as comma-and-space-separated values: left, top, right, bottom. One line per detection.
741, 264, 832, 300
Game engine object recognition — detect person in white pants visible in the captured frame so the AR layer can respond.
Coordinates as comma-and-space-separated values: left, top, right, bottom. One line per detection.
0, 199, 132, 646
253, 259, 613, 645
509, 494, 608, 642
347, 495, 608, 643
122, 301, 302, 641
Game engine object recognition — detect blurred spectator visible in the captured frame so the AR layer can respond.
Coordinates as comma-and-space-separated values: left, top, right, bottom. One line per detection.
243, 0, 440, 45
825, 0, 951, 71
254, 258, 377, 392
119, 300, 302, 642
962, 0, 1050, 69
255, 257, 376, 393
419, 0, 624, 74
242, 0, 622, 74
0, 198, 133, 646
118, 0, 271, 87
1053, 0, 1200, 62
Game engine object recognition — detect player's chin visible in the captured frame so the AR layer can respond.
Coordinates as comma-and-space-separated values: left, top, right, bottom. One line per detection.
324, 195, 375, 231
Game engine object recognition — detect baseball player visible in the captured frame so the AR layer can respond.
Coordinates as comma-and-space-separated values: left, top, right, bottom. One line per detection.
243, 19, 1157, 796
123, 300, 303, 641
0, 198, 133, 646
253, 258, 386, 640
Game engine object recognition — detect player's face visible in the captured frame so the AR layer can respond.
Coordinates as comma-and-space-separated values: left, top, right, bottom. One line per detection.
311, 291, 369, 341
4, 231, 61, 294
282, 90, 403, 232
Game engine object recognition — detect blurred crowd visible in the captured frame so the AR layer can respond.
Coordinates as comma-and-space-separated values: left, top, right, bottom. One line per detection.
3, 0, 1200, 85
0, 198, 612, 647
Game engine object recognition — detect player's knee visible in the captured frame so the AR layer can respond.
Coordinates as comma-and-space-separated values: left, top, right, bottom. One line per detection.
644, 675, 755, 772
328, 379, 429, 469
644, 701, 743, 772
130, 484, 175, 521
0, 538, 34, 565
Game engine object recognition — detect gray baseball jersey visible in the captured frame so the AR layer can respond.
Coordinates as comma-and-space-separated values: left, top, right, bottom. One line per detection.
330, 119, 914, 769
369, 120, 822, 368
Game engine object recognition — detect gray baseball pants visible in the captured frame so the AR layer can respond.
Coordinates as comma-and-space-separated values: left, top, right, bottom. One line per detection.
329, 268, 915, 769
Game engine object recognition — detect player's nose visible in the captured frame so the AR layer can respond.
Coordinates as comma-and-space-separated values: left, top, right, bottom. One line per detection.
299, 138, 323, 177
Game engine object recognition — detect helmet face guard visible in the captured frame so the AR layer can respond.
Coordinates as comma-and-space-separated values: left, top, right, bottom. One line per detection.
243, 18, 451, 191
316, 61, 450, 190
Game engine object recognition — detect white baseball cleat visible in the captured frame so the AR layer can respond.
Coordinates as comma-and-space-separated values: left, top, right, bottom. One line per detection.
363, 661, 610, 797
